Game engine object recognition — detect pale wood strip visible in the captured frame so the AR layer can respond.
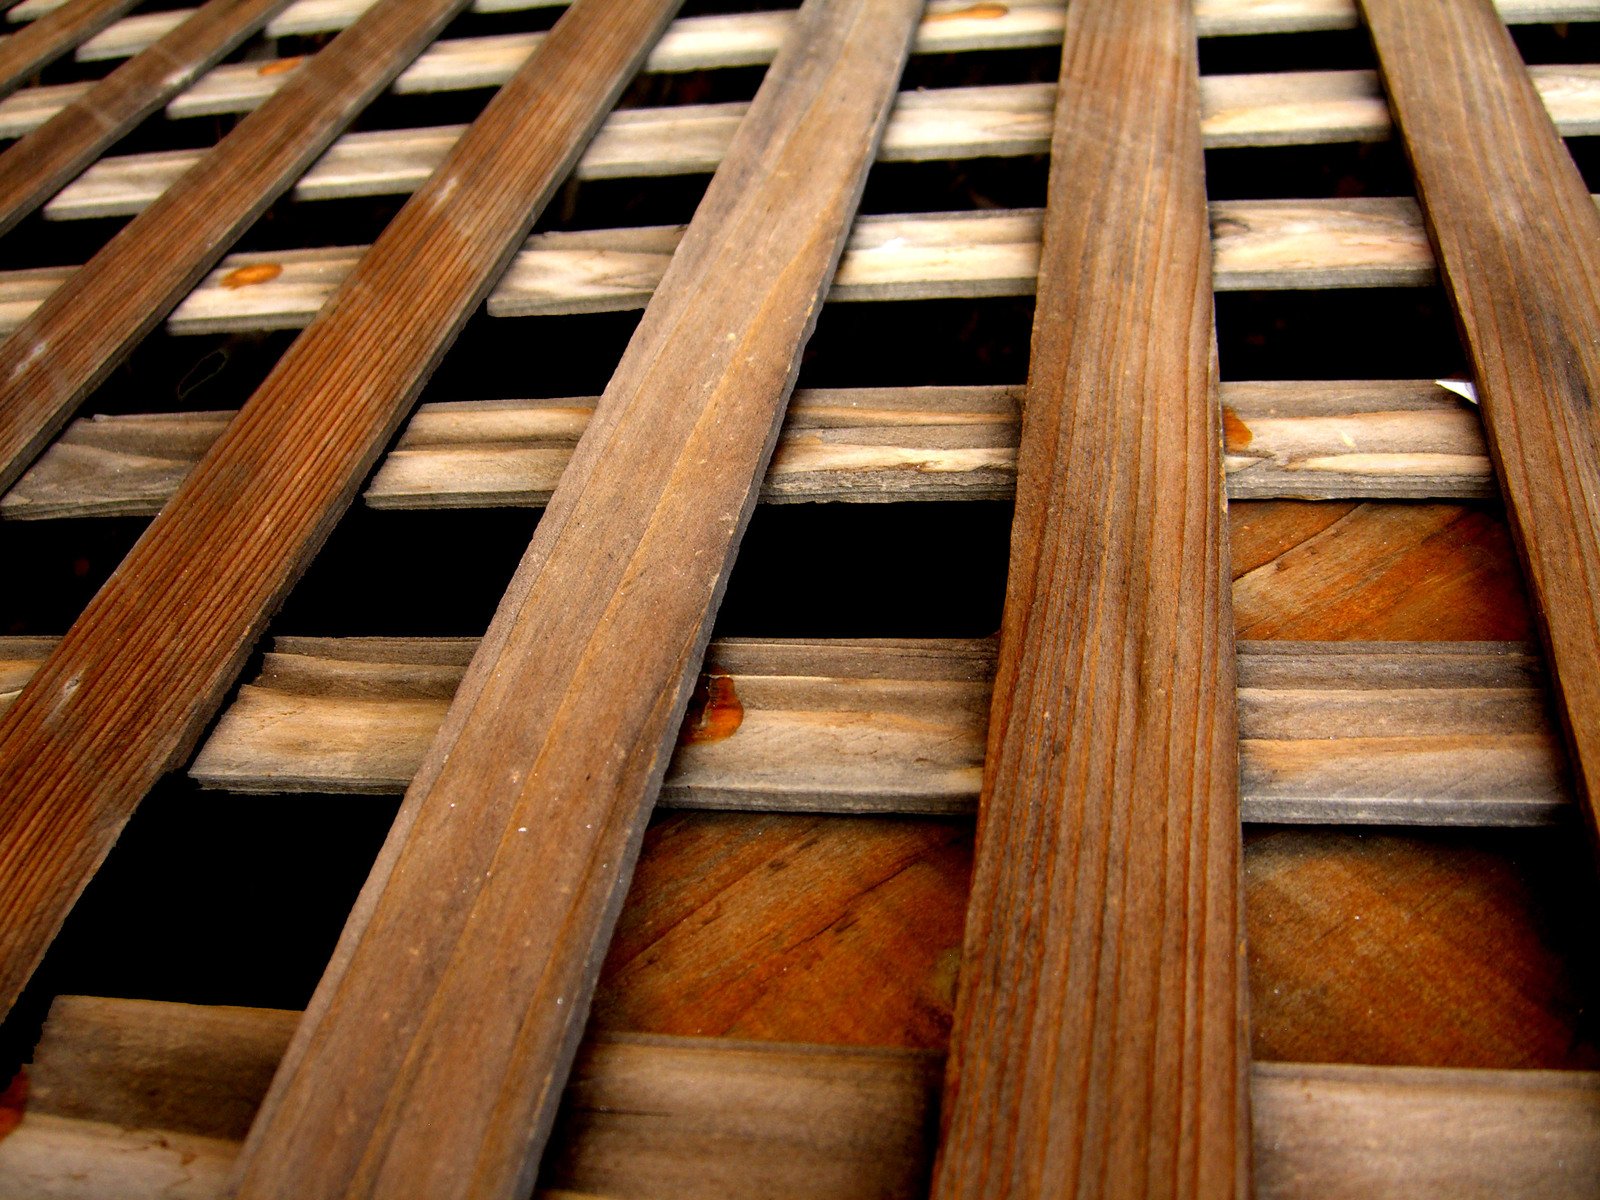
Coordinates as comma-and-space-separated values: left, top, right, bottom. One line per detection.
44, 65, 1600, 221
931, 1, 1245, 1190
4, 996, 1598, 1200
0, 0, 138, 98
1360, 0, 1600, 821
0, 0, 682, 1029
227, 1, 921, 1196
0, 380, 1493, 520
0, 0, 296, 240
0, 0, 476, 500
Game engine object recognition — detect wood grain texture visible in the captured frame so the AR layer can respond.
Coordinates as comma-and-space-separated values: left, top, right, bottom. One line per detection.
227, 2, 919, 1196
932, 0, 1247, 1196
5, 995, 1600, 1200
41, 65, 1600, 222
0, 0, 138, 97
1359, 0, 1600, 828
0, 380, 1495, 520
0, 0, 680, 1024
0, 0, 292, 238
0, 0, 474, 499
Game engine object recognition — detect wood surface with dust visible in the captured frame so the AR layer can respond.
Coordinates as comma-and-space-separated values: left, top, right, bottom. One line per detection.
227, 0, 918, 1195
932, 0, 1247, 1195
0, 0, 680, 1028
1360, 0, 1600, 822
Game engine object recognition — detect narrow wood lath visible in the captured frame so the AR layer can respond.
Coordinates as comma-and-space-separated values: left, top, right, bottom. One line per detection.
1359, 0, 1600, 818
932, 0, 1249, 1195
0, 0, 138, 98
0, 0, 680, 1023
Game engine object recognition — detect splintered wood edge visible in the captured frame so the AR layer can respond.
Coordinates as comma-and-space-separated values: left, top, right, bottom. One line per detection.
2, 995, 1596, 1200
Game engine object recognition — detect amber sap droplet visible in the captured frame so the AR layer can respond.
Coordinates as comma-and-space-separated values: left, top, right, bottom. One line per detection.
256, 55, 305, 77
926, 2, 1008, 22
221, 263, 283, 289
1222, 406, 1253, 453
678, 674, 744, 745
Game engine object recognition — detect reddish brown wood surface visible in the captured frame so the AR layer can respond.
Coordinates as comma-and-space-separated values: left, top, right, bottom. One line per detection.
0, 0, 680, 1025
0, 0, 295, 238
0, 0, 139, 98
932, 0, 1247, 1195
227, 1, 918, 1195
1359, 0, 1600, 821
0, 0, 470, 498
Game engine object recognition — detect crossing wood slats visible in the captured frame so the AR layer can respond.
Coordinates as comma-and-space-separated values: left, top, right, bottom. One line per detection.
0, 0, 682, 1023
0, 380, 1498, 520
932, 0, 1248, 1196
226, 0, 919, 1196
4, 995, 1600, 1200
0, 0, 476, 499
0, 0, 138, 97
1359, 0, 1600, 819
0, 0, 298, 239
42, 63, 1600, 222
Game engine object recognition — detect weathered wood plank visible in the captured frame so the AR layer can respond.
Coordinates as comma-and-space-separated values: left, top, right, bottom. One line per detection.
932, 1, 1245, 1191
43, 65, 1600, 222
97, 634, 1556, 824
4, 996, 1599, 1200
0, 0, 137, 98
1360, 0, 1600, 820
0, 0, 680, 1025
227, 1, 919, 1196
0, 381, 1493, 520
0, 0, 476, 499
0, 0, 294, 240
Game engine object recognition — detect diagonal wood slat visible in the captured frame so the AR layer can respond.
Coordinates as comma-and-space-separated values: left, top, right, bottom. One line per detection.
225, 0, 921, 1194
0, 0, 681, 1024
933, 0, 1249, 1195
0, 0, 138, 97
1359, 0, 1600, 821
0, 0, 476, 499
0, 0, 296, 239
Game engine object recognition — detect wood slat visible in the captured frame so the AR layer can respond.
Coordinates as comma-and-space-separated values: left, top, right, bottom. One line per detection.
0, 0, 137, 98
0, 0, 476, 499
0, 380, 1494, 520
932, 0, 1246, 1191
3, 995, 1599, 1200
226, 1, 920, 1195
1360, 0, 1600, 821
40, 64, 1600, 222
0, 0, 680, 1024
0, 0, 295, 240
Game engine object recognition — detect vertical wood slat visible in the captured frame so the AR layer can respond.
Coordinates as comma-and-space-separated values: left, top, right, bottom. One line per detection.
0, 0, 299, 239
0, 0, 682, 1023
1357, 0, 1600, 821
0, 0, 139, 97
225, 0, 920, 1195
932, 0, 1249, 1196
0, 0, 473, 500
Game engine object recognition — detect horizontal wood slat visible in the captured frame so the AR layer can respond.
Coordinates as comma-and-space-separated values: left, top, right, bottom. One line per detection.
37, 66, 1600, 222
0, 0, 295, 240
1, 635, 1563, 823
2, 995, 1597, 1200
1359, 0, 1600, 828
0, 0, 679, 1027
226, 1, 920, 1195
0, 197, 1468, 341
0, 381, 1494, 520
